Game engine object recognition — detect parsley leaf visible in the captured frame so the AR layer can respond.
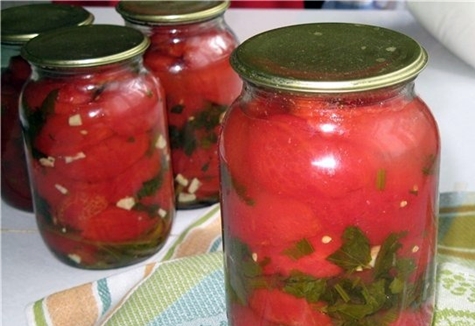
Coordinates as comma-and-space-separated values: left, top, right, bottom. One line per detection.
327, 226, 371, 271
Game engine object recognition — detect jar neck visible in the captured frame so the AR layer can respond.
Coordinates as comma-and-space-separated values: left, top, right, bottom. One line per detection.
30, 55, 144, 81
242, 81, 416, 113
124, 15, 226, 38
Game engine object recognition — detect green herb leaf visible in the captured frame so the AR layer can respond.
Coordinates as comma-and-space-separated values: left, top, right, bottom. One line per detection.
373, 232, 406, 279
283, 270, 327, 303
376, 168, 387, 191
226, 237, 264, 305
167, 101, 227, 156
136, 174, 163, 200
327, 226, 371, 271
283, 238, 315, 260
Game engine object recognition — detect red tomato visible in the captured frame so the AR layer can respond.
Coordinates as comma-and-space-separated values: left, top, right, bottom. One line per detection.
247, 113, 376, 201
183, 31, 236, 69
222, 190, 322, 248
54, 82, 99, 115
30, 161, 72, 209
81, 207, 159, 242
95, 75, 164, 136
41, 228, 98, 266
53, 133, 149, 182
249, 289, 332, 326
222, 189, 343, 278
185, 57, 242, 109
34, 113, 114, 156
56, 191, 108, 230
102, 148, 163, 203
21, 79, 64, 110
228, 304, 267, 326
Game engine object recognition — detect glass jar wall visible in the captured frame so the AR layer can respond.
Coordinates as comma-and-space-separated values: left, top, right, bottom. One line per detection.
20, 25, 175, 269
220, 23, 440, 325
116, 0, 242, 209
1, 3, 94, 212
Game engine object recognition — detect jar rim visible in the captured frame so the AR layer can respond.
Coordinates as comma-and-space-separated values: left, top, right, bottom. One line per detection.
21, 24, 150, 68
115, 0, 229, 25
230, 23, 428, 93
1, 3, 94, 45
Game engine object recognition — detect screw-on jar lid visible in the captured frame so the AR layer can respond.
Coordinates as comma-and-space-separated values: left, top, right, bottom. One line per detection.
21, 24, 150, 68
1, 3, 94, 45
116, 0, 229, 25
231, 23, 428, 93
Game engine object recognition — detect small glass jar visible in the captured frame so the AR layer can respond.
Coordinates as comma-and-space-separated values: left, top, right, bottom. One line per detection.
220, 23, 440, 325
116, 0, 242, 209
20, 25, 175, 269
1, 3, 94, 212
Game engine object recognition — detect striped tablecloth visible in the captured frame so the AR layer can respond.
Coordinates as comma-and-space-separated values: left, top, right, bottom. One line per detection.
26, 192, 475, 326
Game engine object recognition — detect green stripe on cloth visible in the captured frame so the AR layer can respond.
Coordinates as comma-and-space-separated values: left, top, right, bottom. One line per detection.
103, 252, 223, 325
32, 300, 48, 326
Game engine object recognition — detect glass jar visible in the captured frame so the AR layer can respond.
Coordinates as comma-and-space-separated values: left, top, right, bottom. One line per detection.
1, 3, 94, 212
20, 25, 175, 269
116, 0, 242, 209
220, 23, 440, 325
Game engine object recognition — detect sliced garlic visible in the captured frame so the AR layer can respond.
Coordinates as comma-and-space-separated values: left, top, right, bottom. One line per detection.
116, 197, 136, 210
39, 156, 55, 167
369, 245, 381, 268
175, 174, 189, 187
64, 152, 86, 164
68, 114, 83, 126
188, 178, 202, 194
178, 192, 196, 203
54, 184, 68, 195
155, 134, 167, 149
158, 208, 167, 218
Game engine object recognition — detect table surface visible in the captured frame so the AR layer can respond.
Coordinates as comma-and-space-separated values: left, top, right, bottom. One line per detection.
2, 6, 475, 326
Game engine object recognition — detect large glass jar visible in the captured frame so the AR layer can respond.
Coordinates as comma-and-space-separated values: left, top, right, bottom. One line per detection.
220, 23, 440, 325
20, 25, 175, 269
116, 0, 242, 209
1, 3, 94, 212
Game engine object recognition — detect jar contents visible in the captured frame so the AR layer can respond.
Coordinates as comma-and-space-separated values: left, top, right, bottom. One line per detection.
116, 0, 242, 209
1, 3, 94, 211
220, 23, 440, 325
20, 25, 175, 269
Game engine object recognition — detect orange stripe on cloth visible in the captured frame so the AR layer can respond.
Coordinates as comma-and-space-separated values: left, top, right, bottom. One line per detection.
173, 216, 222, 259
46, 283, 98, 326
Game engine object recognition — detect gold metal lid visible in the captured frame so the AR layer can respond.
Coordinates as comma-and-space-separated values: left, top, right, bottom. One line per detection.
230, 23, 428, 93
21, 25, 150, 68
116, 0, 229, 25
1, 3, 94, 45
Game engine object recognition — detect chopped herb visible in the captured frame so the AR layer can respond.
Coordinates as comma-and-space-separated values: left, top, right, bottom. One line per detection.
23, 89, 58, 147
168, 100, 227, 156
226, 225, 432, 325
283, 238, 315, 260
283, 270, 326, 303
376, 168, 387, 191
137, 174, 163, 200
327, 226, 371, 271
422, 154, 437, 175
373, 232, 406, 279
170, 104, 184, 114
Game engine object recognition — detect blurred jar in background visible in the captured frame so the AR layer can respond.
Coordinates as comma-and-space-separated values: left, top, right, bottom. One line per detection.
1, 3, 94, 212
20, 25, 175, 269
116, 0, 242, 209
